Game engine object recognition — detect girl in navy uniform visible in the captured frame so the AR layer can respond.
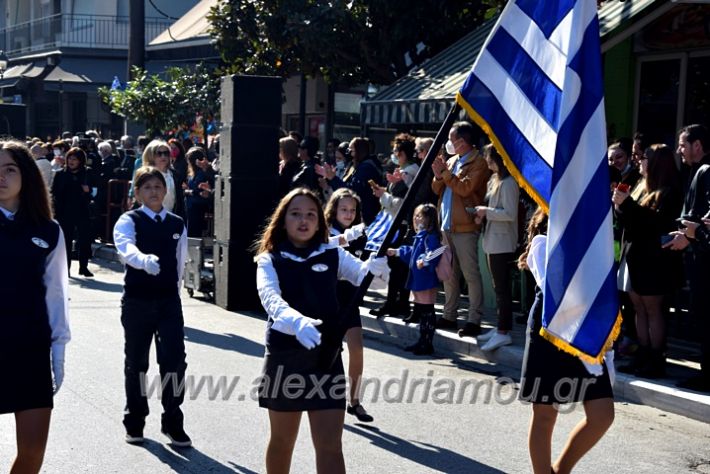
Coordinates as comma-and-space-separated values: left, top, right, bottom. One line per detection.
113, 166, 191, 447
324, 188, 373, 423
0, 141, 70, 473
387, 204, 443, 355
255, 187, 388, 474
518, 208, 615, 474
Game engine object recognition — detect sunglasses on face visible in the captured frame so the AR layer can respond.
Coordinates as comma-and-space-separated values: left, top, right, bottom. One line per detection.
155, 150, 170, 157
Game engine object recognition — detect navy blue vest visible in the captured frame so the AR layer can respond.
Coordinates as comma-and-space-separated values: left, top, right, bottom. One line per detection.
0, 213, 59, 347
123, 210, 184, 299
266, 247, 340, 350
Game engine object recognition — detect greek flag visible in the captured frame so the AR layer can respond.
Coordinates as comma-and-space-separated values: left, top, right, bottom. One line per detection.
365, 210, 394, 252
111, 76, 122, 91
457, 0, 620, 363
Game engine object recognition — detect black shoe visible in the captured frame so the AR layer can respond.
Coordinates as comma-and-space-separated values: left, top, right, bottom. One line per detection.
347, 404, 374, 422
161, 425, 192, 447
125, 428, 144, 444
393, 303, 411, 318
402, 312, 420, 325
369, 305, 393, 318
79, 267, 94, 277
412, 343, 434, 355
435, 318, 458, 331
457, 322, 481, 338
676, 375, 710, 393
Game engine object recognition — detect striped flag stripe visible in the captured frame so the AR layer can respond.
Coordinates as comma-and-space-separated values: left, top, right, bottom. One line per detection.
500, 3, 568, 88
487, 28, 563, 128
476, 51, 558, 166
516, 0, 577, 37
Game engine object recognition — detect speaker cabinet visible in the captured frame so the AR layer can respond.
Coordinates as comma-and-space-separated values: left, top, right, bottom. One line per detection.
214, 75, 282, 311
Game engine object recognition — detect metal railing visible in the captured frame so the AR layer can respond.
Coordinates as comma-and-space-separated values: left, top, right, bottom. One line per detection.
0, 14, 174, 56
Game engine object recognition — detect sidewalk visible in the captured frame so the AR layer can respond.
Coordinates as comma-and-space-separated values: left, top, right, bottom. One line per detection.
91, 244, 710, 423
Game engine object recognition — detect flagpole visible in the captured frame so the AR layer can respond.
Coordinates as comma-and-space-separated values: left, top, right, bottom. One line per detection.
323, 101, 462, 369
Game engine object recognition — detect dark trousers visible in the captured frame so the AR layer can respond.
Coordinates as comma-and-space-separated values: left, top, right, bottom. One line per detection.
386, 255, 410, 309
121, 295, 187, 431
59, 215, 92, 270
487, 252, 515, 331
689, 252, 710, 379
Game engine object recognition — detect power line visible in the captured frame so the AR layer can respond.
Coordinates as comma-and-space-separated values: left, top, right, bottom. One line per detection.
147, 0, 180, 20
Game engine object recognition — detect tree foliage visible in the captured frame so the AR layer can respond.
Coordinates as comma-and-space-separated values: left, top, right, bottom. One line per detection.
207, 0, 494, 86
98, 65, 220, 136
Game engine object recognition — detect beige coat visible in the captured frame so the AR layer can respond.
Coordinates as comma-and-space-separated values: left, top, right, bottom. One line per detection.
482, 176, 520, 254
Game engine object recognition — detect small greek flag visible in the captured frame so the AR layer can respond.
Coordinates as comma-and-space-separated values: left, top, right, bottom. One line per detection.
457, 0, 620, 363
110, 76, 122, 91
365, 210, 394, 252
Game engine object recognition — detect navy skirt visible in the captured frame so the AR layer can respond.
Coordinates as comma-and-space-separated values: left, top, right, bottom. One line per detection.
519, 288, 613, 405
0, 342, 53, 414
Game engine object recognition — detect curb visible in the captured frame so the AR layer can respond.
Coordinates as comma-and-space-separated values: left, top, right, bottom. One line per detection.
359, 311, 710, 424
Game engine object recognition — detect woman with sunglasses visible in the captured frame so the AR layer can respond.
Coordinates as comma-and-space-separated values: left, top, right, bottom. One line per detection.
142, 140, 186, 220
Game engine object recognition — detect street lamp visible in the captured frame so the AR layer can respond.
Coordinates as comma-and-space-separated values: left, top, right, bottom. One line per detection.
0, 51, 8, 79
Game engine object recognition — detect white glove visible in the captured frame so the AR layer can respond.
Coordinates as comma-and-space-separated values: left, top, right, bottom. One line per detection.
270, 309, 323, 350
293, 316, 323, 350
51, 344, 66, 394
367, 255, 389, 277
343, 223, 366, 242
142, 254, 161, 275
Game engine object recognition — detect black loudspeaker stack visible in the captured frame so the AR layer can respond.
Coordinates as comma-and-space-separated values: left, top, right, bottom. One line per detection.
214, 75, 282, 311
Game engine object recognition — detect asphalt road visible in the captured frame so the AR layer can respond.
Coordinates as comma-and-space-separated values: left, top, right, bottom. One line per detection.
1, 260, 709, 473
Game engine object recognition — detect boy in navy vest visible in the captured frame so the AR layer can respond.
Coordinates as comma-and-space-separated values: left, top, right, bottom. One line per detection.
113, 166, 191, 447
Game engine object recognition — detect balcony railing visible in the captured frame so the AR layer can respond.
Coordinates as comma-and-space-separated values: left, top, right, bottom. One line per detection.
0, 14, 175, 56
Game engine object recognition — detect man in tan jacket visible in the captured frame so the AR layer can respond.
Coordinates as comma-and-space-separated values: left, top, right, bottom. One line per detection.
431, 121, 491, 337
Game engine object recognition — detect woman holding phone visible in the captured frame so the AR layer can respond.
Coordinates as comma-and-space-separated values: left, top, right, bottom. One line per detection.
612, 144, 683, 378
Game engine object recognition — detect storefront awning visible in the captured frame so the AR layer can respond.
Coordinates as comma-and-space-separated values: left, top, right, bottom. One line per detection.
362, 0, 669, 127
43, 57, 127, 92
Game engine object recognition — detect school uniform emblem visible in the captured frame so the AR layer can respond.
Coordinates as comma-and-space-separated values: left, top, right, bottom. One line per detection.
173, 233, 180, 240
311, 264, 328, 272
31, 237, 49, 248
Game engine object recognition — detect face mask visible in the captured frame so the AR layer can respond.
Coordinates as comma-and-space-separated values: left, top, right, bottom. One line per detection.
445, 140, 456, 155
390, 153, 399, 165
335, 161, 345, 172
53, 149, 62, 157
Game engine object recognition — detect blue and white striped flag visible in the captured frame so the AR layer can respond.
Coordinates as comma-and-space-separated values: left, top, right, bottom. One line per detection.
457, 0, 620, 363
365, 210, 394, 252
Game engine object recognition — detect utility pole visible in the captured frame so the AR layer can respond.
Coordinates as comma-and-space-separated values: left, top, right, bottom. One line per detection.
126, 0, 145, 134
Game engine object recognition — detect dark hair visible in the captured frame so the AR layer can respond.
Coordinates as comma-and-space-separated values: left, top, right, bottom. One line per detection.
168, 138, 187, 165
52, 140, 69, 152
451, 121, 483, 147
413, 203, 441, 240
641, 144, 680, 210
324, 188, 362, 228
336, 141, 350, 161
349, 137, 369, 162
518, 207, 548, 270
65, 147, 87, 169
137, 135, 149, 148
632, 131, 645, 149
133, 166, 167, 191
680, 124, 710, 152
391, 133, 416, 163
2, 141, 52, 225
288, 130, 303, 143
483, 144, 509, 179
299, 136, 320, 158
253, 187, 328, 254
185, 146, 207, 178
